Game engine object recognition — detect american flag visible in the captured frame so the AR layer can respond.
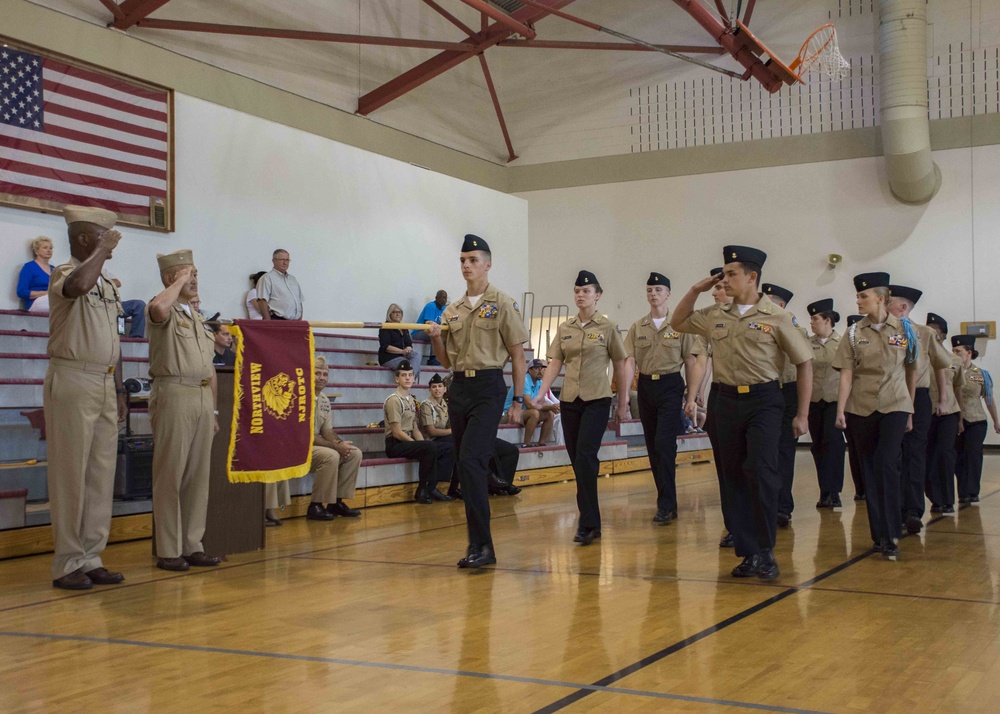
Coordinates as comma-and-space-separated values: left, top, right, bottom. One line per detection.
0, 46, 170, 224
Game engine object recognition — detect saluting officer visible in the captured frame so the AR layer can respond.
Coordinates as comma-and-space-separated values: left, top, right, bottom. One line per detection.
833, 272, 917, 561
428, 235, 529, 569
887, 285, 953, 534
762, 283, 806, 528
674, 247, 813, 580
45, 206, 127, 590
533, 270, 629, 546
806, 299, 846, 508
146, 250, 222, 572
924, 313, 962, 514
624, 272, 695, 525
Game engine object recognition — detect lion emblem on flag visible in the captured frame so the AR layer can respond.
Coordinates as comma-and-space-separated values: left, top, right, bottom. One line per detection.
262, 372, 297, 420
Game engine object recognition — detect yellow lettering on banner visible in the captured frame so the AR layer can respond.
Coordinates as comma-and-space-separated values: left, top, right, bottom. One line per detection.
296, 367, 306, 423
250, 362, 264, 434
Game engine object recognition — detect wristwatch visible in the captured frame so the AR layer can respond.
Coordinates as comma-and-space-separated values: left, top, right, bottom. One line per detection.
512, 396, 524, 404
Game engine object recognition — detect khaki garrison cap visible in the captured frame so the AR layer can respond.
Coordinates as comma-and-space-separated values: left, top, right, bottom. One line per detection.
63, 205, 117, 230
157, 249, 195, 273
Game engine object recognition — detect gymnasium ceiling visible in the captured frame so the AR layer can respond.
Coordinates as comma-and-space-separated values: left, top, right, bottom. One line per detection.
21, 1, 989, 166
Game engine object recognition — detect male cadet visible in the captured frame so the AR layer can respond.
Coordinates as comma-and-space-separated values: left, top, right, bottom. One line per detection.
45, 206, 128, 590
762, 283, 808, 528
674, 246, 813, 580
624, 272, 696, 525
428, 234, 529, 569
147, 250, 222, 572
887, 285, 952, 534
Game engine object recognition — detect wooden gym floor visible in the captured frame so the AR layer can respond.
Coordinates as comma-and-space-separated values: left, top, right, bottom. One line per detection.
3, 452, 1000, 713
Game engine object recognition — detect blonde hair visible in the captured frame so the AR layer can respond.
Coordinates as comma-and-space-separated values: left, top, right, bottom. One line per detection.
314, 355, 328, 369
872, 286, 893, 306
30, 236, 52, 256
385, 303, 404, 323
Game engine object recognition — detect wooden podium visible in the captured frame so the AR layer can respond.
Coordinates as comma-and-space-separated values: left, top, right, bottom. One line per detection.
204, 367, 265, 556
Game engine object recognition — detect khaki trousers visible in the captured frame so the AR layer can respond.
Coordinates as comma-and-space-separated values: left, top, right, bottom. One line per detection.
265, 481, 291, 510
311, 446, 361, 503
44, 364, 119, 579
150, 382, 214, 558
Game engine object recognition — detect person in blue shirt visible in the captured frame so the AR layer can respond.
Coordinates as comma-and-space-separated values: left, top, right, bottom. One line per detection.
503, 359, 557, 446
412, 290, 448, 366
17, 236, 54, 312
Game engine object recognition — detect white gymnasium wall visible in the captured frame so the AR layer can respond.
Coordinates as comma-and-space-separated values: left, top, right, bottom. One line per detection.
519, 144, 1000, 442
0, 93, 529, 325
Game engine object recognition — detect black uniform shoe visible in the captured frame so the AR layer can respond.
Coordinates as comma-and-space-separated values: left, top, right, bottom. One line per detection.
719, 533, 735, 548
732, 554, 761, 578
756, 550, 780, 580
573, 527, 602, 543
429, 488, 453, 502
930, 504, 942, 514
579, 527, 601, 546
306, 503, 335, 521
447, 487, 463, 500
854, 493, 866, 501
829, 495, 843, 509
414, 486, 432, 505
959, 496, 972, 505
457, 544, 497, 568
881, 539, 900, 561
776, 512, 791, 528
905, 513, 923, 534
816, 494, 833, 509
503, 482, 522, 495
329, 501, 361, 518
970, 495, 980, 504
872, 541, 883, 553
940, 505, 956, 515
652, 510, 677, 525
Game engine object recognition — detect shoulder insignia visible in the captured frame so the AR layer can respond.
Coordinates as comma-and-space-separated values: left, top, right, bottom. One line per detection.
513, 301, 520, 313
792, 315, 799, 327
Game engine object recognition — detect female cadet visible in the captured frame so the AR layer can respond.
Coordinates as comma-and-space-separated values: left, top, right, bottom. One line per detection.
833, 273, 917, 560
533, 270, 629, 546
925, 314, 962, 514
843, 315, 866, 501
806, 299, 846, 509
952, 335, 999, 504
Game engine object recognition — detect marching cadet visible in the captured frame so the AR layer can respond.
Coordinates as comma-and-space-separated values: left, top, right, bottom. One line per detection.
843, 314, 866, 501
762, 283, 806, 528
806, 299, 846, 509
952, 335, 999, 504
686, 266, 737, 547
428, 235, 529, 569
925, 314, 962, 514
146, 250, 222, 572
45, 206, 127, 590
533, 270, 629, 545
674, 247, 813, 580
624, 272, 695, 525
887, 285, 952, 534
833, 272, 917, 561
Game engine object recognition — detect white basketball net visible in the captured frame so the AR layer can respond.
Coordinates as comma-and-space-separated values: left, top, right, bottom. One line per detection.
796, 25, 851, 81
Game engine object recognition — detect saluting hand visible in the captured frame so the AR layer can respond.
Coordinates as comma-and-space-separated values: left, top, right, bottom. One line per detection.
96, 229, 122, 258
691, 273, 723, 294
172, 265, 195, 285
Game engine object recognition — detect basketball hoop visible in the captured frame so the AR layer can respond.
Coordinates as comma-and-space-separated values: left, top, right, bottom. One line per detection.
790, 24, 851, 81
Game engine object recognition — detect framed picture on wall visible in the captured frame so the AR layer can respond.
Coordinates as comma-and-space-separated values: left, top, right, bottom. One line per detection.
0, 36, 174, 232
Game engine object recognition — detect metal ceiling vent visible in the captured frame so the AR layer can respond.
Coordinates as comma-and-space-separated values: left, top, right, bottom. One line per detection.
491, 1, 526, 13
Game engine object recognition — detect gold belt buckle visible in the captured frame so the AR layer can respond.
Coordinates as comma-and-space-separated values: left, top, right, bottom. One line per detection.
651, 374, 660, 381
464, 369, 476, 378
107, 366, 115, 374
737, 385, 750, 394
200, 378, 210, 386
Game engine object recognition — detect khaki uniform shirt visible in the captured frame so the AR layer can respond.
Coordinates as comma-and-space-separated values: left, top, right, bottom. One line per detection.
624, 314, 695, 376
674, 294, 813, 387
912, 322, 953, 389
929, 354, 963, 416
690, 334, 711, 359
147, 304, 215, 379
441, 285, 529, 371
315, 393, 333, 435
47, 260, 122, 367
810, 332, 842, 403
779, 316, 809, 385
384, 390, 420, 438
958, 364, 990, 423
547, 313, 628, 402
420, 397, 450, 430
256, 269, 304, 320
831, 314, 915, 416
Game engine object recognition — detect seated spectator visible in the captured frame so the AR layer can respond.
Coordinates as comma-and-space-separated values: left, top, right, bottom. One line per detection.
379, 303, 421, 381
420, 374, 457, 496
383, 360, 450, 504
307, 356, 364, 520
411, 290, 448, 365
245, 271, 266, 320
503, 359, 557, 446
16, 236, 54, 313
209, 324, 237, 367
103, 268, 147, 338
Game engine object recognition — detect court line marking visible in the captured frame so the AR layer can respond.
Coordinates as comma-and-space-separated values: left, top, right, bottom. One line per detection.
532, 489, 999, 713
0, 630, 829, 714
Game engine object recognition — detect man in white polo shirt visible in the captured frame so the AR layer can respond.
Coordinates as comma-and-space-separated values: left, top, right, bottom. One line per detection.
256, 249, 304, 320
